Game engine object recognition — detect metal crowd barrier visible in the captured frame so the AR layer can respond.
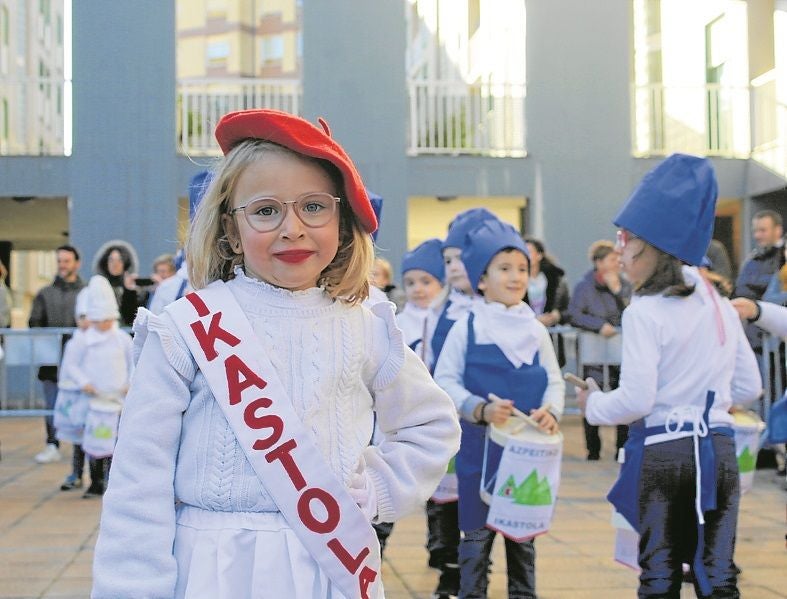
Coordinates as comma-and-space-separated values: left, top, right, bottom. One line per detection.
1, 325, 780, 419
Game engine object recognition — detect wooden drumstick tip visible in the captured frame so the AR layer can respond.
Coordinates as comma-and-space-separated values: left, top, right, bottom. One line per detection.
564, 372, 589, 390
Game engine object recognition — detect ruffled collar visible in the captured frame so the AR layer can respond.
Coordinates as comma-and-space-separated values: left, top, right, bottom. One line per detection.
228, 266, 335, 312
473, 300, 540, 368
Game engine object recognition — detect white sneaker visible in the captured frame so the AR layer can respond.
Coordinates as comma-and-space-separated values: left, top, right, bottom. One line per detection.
34, 444, 62, 464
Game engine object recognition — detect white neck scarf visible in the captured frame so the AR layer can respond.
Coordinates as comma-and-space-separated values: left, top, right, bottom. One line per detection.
446, 289, 480, 321
473, 301, 540, 368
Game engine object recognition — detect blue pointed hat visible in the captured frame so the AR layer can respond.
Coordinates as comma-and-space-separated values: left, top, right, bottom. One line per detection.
614, 154, 717, 266
189, 170, 213, 221
401, 238, 445, 282
368, 190, 383, 242
443, 207, 499, 249
462, 220, 529, 291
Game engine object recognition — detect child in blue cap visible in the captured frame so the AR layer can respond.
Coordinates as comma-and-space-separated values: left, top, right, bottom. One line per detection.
398, 238, 446, 354
434, 219, 564, 598
577, 154, 762, 598
420, 208, 499, 598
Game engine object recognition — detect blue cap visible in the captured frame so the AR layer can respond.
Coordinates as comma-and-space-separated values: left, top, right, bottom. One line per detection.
462, 220, 529, 291
368, 190, 383, 242
189, 170, 213, 221
443, 208, 499, 250
401, 238, 445, 282
614, 154, 717, 266
766, 395, 787, 444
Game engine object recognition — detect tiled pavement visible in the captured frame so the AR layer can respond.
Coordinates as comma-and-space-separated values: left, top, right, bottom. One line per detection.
1, 415, 784, 598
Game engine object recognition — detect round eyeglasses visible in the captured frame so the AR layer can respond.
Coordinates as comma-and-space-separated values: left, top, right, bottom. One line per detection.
228, 193, 341, 233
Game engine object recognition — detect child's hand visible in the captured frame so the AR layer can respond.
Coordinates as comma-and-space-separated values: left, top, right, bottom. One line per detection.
348, 457, 377, 521
529, 406, 559, 434
83, 383, 96, 395
575, 377, 600, 413
483, 396, 514, 426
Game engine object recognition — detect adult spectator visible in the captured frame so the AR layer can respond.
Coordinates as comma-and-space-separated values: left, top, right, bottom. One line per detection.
28, 245, 86, 463
524, 237, 570, 366
92, 240, 145, 327
151, 254, 176, 284
0, 259, 11, 328
568, 240, 631, 460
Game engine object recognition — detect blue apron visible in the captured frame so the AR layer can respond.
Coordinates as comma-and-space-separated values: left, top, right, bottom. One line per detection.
607, 391, 733, 597
456, 313, 549, 531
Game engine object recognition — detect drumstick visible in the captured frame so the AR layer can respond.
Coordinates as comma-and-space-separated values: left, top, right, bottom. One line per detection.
488, 393, 541, 429
564, 372, 589, 390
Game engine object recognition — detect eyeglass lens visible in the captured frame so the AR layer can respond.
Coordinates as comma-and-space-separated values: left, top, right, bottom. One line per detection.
241, 193, 338, 232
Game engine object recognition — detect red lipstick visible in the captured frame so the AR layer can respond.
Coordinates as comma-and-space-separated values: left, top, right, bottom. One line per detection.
274, 250, 315, 264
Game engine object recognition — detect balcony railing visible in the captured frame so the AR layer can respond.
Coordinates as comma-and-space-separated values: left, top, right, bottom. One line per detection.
751, 70, 787, 179
177, 78, 302, 156
631, 83, 751, 159
408, 79, 526, 157
0, 77, 68, 156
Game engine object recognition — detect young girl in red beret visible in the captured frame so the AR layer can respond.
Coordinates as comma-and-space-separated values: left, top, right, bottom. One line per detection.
91, 109, 460, 599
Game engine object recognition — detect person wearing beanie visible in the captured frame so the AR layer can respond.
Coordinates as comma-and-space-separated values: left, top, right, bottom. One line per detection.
434, 219, 564, 598
91, 109, 460, 599
63, 276, 134, 498
397, 238, 446, 352
576, 154, 762, 598
54, 288, 92, 491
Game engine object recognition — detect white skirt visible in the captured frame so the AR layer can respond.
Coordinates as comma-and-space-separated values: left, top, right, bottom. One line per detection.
174, 505, 384, 599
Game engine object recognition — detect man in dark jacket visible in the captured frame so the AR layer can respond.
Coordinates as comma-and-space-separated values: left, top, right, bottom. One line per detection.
568, 240, 631, 460
28, 245, 85, 463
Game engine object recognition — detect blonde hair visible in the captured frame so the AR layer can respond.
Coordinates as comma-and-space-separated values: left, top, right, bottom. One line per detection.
588, 239, 616, 263
186, 140, 372, 304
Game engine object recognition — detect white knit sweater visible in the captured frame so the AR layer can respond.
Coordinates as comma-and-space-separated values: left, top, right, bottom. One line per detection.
92, 269, 460, 598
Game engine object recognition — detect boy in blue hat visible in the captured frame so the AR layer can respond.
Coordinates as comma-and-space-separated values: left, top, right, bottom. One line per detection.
576, 154, 762, 598
434, 219, 564, 598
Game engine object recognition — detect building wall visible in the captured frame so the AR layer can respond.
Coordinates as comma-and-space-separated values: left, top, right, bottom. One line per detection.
69, 0, 177, 274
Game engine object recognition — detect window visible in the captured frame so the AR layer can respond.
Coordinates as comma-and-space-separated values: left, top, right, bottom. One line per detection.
261, 35, 284, 64
207, 40, 230, 67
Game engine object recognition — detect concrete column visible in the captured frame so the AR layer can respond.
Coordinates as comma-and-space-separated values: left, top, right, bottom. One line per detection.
301, 1, 409, 271
525, 0, 633, 281
70, 1, 177, 274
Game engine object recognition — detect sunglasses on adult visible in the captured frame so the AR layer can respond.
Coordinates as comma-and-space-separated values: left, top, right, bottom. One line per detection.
228, 193, 341, 233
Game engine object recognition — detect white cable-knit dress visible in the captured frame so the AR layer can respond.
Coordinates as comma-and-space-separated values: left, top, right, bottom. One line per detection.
91, 269, 461, 599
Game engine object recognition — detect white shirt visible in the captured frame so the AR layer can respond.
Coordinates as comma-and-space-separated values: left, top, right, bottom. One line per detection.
92, 270, 461, 598
148, 262, 190, 315
586, 267, 762, 429
433, 300, 565, 421
396, 302, 430, 359
755, 301, 787, 338
60, 325, 133, 397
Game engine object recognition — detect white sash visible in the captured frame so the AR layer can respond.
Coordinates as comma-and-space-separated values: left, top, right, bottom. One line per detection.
167, 282, 381, 599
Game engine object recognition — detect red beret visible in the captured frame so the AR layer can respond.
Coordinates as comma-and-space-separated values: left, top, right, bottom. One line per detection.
215, 109, 377, 234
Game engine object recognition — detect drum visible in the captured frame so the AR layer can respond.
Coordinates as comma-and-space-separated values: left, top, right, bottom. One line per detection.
82, 398, 122, 458
732, 409, 765, 495
54, 387, 89, 444
480, 417, 563, 541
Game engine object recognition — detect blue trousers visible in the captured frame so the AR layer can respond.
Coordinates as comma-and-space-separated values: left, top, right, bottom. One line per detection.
458, 527, 535, 598
638, 434, 740, 598
42, 380, 59, 447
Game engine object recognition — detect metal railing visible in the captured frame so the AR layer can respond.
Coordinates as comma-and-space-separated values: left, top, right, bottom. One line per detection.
407, 79, 526, 157
177, 78, 302, 156
751, 70, 787, 179
1, 325, 780, 421
631, 83, 751, 159
0, 76, 68, 156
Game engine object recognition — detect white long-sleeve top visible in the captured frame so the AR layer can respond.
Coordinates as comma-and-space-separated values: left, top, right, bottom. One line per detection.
59, 325, 133, 396
396, 302, 430, 359
433, 300, 565, 422
92, 269, 460, 598
586, 267, 762, 428
754, 300, 787, 338
148, 262, 190, 315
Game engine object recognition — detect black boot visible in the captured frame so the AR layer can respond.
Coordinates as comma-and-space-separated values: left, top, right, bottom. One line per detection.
433, 563, 460, 599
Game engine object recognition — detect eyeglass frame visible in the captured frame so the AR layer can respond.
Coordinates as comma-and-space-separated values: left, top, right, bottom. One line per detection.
227, 193, 341, 233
